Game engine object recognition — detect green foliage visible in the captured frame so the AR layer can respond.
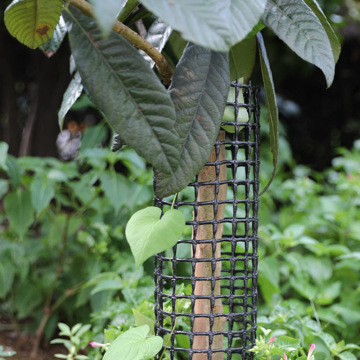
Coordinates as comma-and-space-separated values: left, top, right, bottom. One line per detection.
4, 0, 62, 49
64, 6, 181, 177
154, 43, 230, 198
125, 207, 185, 268
51, 323, 92, 360
102, 325, 163, 360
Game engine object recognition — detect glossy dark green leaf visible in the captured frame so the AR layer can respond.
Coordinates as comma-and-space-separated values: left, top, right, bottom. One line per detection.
261, 0, 335, 87
140, 0, 267, 51
303, 0, 341, 63
64, 6, 180, 175
229, 37, 256, 82
40, 15, 67, 58
4, 0, 63, 49
154, 43, 230, 198
257, 33, 278, 196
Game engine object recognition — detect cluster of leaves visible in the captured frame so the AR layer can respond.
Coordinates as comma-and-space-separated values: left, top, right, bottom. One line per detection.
3, 0, 340, 198
0, 124, 154, 338
255, 136, 360, 359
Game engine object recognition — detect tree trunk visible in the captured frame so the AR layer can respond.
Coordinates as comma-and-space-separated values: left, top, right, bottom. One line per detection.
193, 131, 227, 359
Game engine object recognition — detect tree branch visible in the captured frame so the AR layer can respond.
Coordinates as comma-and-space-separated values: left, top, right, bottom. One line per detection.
69, 0, 174, 84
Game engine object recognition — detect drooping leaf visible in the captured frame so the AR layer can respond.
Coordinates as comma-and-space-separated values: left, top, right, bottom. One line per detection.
4, 0, 63, 49
154, 43, 230, 198
90, 0, 126, 36
111, 133, 124, 152
103, 325, 163, 360
40, 15, 67, 58
30, 175, 56, 215
303, 0, 341, 64
256, 33, 278, 195
140, 19, 172, 68
58, 72, 83, 130
100, 171, 128, 212
229, 37, 257, 81
64, 6, 180, 175
261, 0, 335, 87
125, 207, 185, 268
4, 188, 34, 237
140, 0, 267, 52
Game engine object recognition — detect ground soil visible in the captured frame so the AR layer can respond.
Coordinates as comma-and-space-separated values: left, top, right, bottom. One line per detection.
0, 330, 66, 360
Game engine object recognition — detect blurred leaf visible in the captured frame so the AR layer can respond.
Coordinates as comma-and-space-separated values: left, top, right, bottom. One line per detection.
338, 352, 357, 360
30, 175, 56, 215
90, 0, 125, 35
140, 0, 267, 51
91, 279, 123, 295
4, 0, 62, 49
80, 122, 107, 151
6, 157, 21, 189
258, 257, 280, 304
4, 189, 34, 237
132, 309, 154, 335
100, 171, 128, 212
0, 142, 9, 171
229, 37, 256, 81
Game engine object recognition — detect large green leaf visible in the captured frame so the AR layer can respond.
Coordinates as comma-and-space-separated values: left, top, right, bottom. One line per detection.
4, 189, 34, 237
140, 0, 267, 52
229, 37, 257, 82
4, 0, 63, 49
100, 171, 128, 212
303, 0, 341, 63
154, 43, 230, 198
261, 0, 335, 87
30, 175, 56, 215
64, 6, 180, 175
90, 0, 126, 35
125, 207, 185, 268
257, 33, 278, 195
103, 325, 163, 360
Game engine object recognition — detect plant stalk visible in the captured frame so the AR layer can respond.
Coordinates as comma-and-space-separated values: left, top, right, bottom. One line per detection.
193, 131, 227, 359
69, 0, 174, 84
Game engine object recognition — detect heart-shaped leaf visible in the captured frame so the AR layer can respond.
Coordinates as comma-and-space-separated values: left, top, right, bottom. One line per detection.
103, 325, 163, 360
257, 33, 278, 195
4, 0, 63, 49
154, 43, 230, 198
63, 6, 180, 175
125, 207, 185, 268
261, 0, 335, 87
140, 0, 267, 51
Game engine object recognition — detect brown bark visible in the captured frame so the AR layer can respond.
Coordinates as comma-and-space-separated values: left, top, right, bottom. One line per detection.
193, 131, 227, 359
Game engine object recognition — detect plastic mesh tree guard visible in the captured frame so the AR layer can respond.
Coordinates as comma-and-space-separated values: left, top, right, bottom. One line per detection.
154, 81, 260, 360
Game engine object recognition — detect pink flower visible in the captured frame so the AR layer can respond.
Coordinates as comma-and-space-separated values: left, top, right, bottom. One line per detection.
307, 343, 315, 359
267, 336, 275, 344
89, 341, 106, 348
283, 353, 288, 360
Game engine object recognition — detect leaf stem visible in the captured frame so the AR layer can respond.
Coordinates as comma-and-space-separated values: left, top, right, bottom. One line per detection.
68, 0, 174, 84
158, 320, 177, 360
171, 193, 178, 210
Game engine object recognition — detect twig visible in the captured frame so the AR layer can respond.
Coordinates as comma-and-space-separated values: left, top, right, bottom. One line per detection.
69, 0, 174, 84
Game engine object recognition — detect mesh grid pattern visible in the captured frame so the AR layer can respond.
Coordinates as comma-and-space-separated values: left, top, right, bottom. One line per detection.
154, 82, 260, 360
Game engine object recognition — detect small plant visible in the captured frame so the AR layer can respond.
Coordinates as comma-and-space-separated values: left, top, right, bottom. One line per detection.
51, 323, 92, 360
0, 346, 15, 360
